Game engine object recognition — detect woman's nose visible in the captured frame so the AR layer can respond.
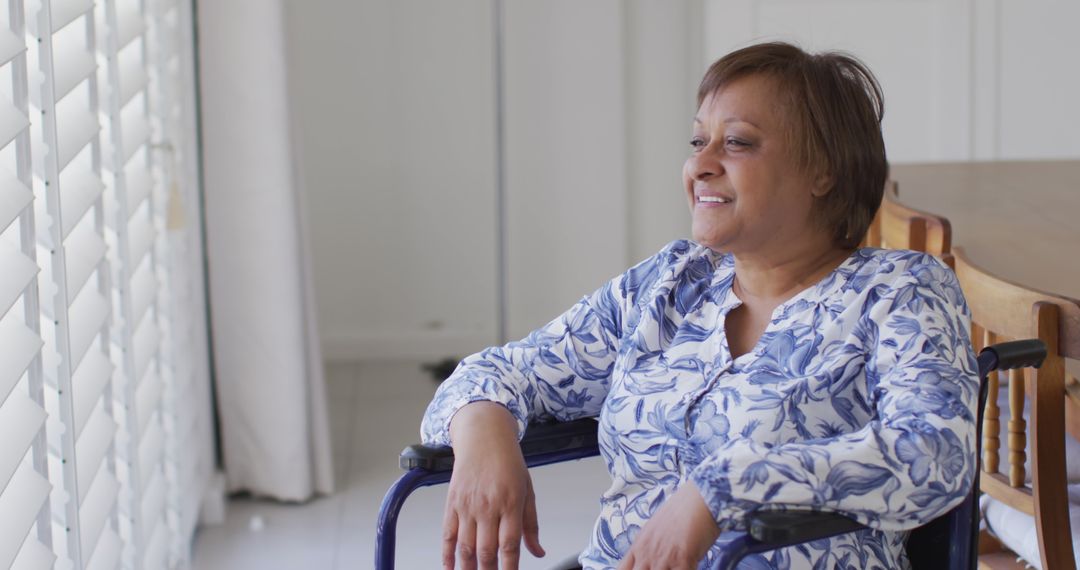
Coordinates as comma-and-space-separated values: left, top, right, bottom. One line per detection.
688, 146, 723, 180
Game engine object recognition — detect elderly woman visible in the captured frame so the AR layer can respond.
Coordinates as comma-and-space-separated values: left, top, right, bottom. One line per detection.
421, 42, 977, 570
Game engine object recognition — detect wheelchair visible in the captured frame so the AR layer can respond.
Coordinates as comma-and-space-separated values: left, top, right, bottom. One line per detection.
376, 340, 1047, 569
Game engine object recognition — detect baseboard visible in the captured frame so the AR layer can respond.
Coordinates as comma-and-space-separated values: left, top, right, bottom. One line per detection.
320, 330, 496, 361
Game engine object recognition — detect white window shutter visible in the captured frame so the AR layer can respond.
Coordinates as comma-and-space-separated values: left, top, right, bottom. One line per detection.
96, 0, 169, 566
6, 1, 212, 567
27, 0, 120, 567
147, 0, 216, 566
0, 2, 56, 569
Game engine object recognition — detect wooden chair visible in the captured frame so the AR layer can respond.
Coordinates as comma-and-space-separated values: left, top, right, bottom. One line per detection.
864, 181, 954, 267
953, 247, 1080, 570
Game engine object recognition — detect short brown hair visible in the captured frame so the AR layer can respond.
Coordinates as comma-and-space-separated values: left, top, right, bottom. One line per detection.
698, 42, 887, 249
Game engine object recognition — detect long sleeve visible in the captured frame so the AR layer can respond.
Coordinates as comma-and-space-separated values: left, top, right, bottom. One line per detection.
420, 241, 695, 447
688, 261, 979, 532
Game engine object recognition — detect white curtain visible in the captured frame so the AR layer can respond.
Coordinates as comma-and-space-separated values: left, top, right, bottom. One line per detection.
196, 0, 333, 500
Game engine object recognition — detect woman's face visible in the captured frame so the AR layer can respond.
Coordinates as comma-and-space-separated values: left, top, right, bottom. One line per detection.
683, 74, 829, 256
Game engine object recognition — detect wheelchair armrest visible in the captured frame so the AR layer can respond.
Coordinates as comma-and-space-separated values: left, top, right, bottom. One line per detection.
978, 339, 1046, 372
399, 443, 455, 472
712, 512, 867, 570
399, 418, 600, 472
747, 511, 866, 546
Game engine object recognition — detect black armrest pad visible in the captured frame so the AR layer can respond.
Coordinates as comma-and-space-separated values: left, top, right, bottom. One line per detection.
399, 418, 599, 472
518, 418, 599, 457
748, 511, 866, 546
399, 443, 455, 472
981, 339, 1046, 371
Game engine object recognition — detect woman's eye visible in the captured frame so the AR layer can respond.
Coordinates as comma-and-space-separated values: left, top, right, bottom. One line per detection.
725, 137, 750, 148
689, 137, 706, 150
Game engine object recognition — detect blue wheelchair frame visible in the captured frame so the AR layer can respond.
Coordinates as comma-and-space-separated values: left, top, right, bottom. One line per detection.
376, 340, 1047, 570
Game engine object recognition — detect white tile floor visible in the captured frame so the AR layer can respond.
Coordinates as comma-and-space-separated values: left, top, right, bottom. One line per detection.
191, 360, 610, 569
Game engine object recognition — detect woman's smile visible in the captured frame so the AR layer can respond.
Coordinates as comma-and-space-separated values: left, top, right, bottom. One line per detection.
695, 193, 733, 206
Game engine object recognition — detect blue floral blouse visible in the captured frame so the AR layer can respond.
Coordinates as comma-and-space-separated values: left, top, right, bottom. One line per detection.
422, 240, 978, 570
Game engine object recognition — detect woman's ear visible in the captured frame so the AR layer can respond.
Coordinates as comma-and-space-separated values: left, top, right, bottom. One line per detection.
810, 172, 833, 197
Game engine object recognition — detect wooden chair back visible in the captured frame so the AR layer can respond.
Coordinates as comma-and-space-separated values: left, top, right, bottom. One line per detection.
867, 181, 954, 267
954, 246, 1080, 570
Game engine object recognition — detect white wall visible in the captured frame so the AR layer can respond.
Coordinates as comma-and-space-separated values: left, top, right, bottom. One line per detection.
286, 0, 499, 359
290, 0, 1080, 360
289, 0, 699, 358
502, 0, 630, 338
500, 1, 699, 338
993, 1, 1080, 159
703, 0, 1080, 163
624, 0, 702, 263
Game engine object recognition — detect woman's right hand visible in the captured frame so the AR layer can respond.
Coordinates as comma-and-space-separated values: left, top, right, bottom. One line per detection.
444, 402, 546, 570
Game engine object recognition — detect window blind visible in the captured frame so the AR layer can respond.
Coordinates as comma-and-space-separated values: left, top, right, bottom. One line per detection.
147, 1, 215, 565
97, 0, 169, 567
3, 0, 213, 568
28, 0, 122, 567
0, 3, 55, 570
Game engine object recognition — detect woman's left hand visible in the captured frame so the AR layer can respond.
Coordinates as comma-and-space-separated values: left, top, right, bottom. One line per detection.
617, 482, 721, 570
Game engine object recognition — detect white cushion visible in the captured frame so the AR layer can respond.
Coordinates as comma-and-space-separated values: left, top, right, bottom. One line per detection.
980, 484, 1080, 570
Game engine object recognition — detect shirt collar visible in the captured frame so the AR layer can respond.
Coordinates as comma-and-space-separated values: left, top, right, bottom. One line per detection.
708, 248, 867, 319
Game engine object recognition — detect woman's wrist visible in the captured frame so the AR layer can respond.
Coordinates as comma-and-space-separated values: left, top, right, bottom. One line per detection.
449, 401, 521, 454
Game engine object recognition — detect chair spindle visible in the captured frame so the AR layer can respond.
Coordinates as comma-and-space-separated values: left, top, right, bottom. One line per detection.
1008, 367, 1027, 487
982, 328, 1001, 473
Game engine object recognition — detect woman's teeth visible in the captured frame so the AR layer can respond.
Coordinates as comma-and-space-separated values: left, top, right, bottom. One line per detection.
699, 196, 731, 203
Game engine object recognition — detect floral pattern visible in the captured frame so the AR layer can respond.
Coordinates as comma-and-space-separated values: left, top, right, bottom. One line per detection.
422, 240, 977, 569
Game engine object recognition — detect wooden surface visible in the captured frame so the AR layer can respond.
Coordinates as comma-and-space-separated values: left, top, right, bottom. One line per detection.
890, 161, 1080, 301
891, 160, 1080, 377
